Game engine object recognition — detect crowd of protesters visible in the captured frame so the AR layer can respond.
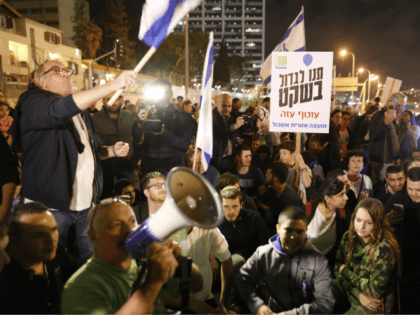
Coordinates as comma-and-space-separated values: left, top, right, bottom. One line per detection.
0, 60, 419, 314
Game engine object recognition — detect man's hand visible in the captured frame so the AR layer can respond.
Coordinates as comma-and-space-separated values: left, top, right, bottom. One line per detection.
293, 151, 306, 166
358, 293, 382, 312
215, 303, 229, 314
232, 116, 245, 130
384, 110, 396, 125
146, 242, 179, 286
386, 210, 403, 225
113, 141, 129, 157
364, 133, 369, 141
257, 304, 274, 315
111, 71, 138, 91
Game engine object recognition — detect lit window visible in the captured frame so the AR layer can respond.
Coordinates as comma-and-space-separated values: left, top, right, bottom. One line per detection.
0, 16, 5, 27
49, 33, 56, 43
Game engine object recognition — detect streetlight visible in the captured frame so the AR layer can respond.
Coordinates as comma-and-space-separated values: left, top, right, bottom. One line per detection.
358, 68, 372, 102
340, 49, 355, 99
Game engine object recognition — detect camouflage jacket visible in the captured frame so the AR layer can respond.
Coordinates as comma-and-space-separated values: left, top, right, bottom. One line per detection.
334, 231, 397, 303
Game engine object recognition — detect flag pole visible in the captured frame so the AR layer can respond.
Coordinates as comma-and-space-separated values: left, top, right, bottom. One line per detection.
295, 5, 305, 153
108, 46, 157, 106
185, 15, 189, 99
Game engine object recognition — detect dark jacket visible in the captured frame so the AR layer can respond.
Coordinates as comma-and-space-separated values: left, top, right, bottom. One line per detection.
384, 188, 420, 285
218, 208, 269, 260
257, 185, 304, 233
141, 103, 193, 174
318, 122, 341, 176
374, 182, 394, 206
9, 88, 103, 210
307, 200, 351, 274
92, 107, 142, 160
368, 108, 399, 163
211, 108, 235, 168
356, 118, 370, 150
0, 133, 20, 205
0, 245, 79, 314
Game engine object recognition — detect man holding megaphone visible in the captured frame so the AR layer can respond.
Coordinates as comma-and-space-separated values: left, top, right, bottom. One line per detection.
61, 198, 180, 314
62, 167, 225, 314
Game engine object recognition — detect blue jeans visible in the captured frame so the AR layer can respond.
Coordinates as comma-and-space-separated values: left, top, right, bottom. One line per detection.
51, 208, 93, 263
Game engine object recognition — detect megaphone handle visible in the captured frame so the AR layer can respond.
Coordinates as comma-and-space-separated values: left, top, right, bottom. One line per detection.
180, 256, 190, 313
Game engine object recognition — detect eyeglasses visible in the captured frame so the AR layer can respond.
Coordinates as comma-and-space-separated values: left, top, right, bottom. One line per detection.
42, 66, 74, 77
89, 196, 131, 230
147, 182, 165, 190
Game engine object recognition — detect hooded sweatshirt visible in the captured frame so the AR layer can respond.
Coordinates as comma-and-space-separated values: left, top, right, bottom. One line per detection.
236, 234, 334, 315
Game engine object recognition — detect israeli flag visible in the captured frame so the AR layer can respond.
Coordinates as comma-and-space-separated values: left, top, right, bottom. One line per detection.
139, 0, 203, 48
260, 8, 305, 86
196, 32, 214, 172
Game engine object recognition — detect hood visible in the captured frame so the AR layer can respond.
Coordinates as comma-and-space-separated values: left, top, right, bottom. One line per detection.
269, 234, 316, 256
269, 234, 289, 256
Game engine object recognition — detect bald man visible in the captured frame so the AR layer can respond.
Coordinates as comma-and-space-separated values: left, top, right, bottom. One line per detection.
92, 93, 143, 198
61, 201, 180, 314
9, 59, 137, 262
212, 93, 245, 167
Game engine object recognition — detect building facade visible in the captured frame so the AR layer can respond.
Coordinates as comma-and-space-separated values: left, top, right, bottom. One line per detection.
173, 0, 265, 89
6, 0, 89, 47
0, 1, 83, 104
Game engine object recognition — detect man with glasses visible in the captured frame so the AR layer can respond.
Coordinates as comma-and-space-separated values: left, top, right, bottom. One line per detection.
93, 93, 143, 199
137, 172, 167, 223
212, 93, 245, 168
9, 60, 138, 262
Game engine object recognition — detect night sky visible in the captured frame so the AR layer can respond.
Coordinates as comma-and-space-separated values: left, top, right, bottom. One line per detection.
87, 0, 420, 90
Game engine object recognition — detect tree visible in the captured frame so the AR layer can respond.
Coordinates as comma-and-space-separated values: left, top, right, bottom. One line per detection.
71, 1, 102, 59
100, 0, 136, 68
141, 29, 209, 85
213, 37, 230, 86
229, 55, 251, 90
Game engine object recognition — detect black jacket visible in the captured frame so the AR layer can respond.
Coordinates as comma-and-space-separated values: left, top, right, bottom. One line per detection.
0, 133, 20, 204
9, 88, 103, 210
218, 208, 269, 260
384, 188, 420, 284
140, 103, 193, 174
211, 108, 235, 168
92, 107, 142, 160
0, 245, 79, 314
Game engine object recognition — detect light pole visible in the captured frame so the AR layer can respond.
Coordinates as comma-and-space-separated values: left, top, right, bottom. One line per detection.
340, 49, 355, 99
358, 68, 372, 102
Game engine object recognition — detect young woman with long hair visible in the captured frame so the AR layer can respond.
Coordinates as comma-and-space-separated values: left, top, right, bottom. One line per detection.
333, 198, 400, 314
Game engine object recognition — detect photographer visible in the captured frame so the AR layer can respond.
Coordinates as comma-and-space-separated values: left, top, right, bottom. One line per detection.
139, 79, 193, 175
239, 106, 261, 147
368, 93, 403, 186
212, 93, 245, 168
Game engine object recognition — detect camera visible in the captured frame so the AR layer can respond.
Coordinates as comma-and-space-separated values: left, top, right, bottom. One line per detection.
241, 114, 258, 133
142, 86, 168, 133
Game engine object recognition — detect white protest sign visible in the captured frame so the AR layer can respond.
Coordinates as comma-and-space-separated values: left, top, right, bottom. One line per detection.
380, 77, 402, 105
270, 52, 333, 134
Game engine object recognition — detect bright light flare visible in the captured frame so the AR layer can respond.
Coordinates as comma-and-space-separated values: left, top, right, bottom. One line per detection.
144, 87, 165, 100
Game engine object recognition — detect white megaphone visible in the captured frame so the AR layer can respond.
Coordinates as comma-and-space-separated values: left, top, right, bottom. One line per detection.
125, 166, 224, 259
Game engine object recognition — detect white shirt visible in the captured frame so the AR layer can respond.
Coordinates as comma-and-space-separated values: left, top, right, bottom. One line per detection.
347, 173, 373, 199
172, 227, 231, 301
307, 208, 336, 255
69, 114, 95, 210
